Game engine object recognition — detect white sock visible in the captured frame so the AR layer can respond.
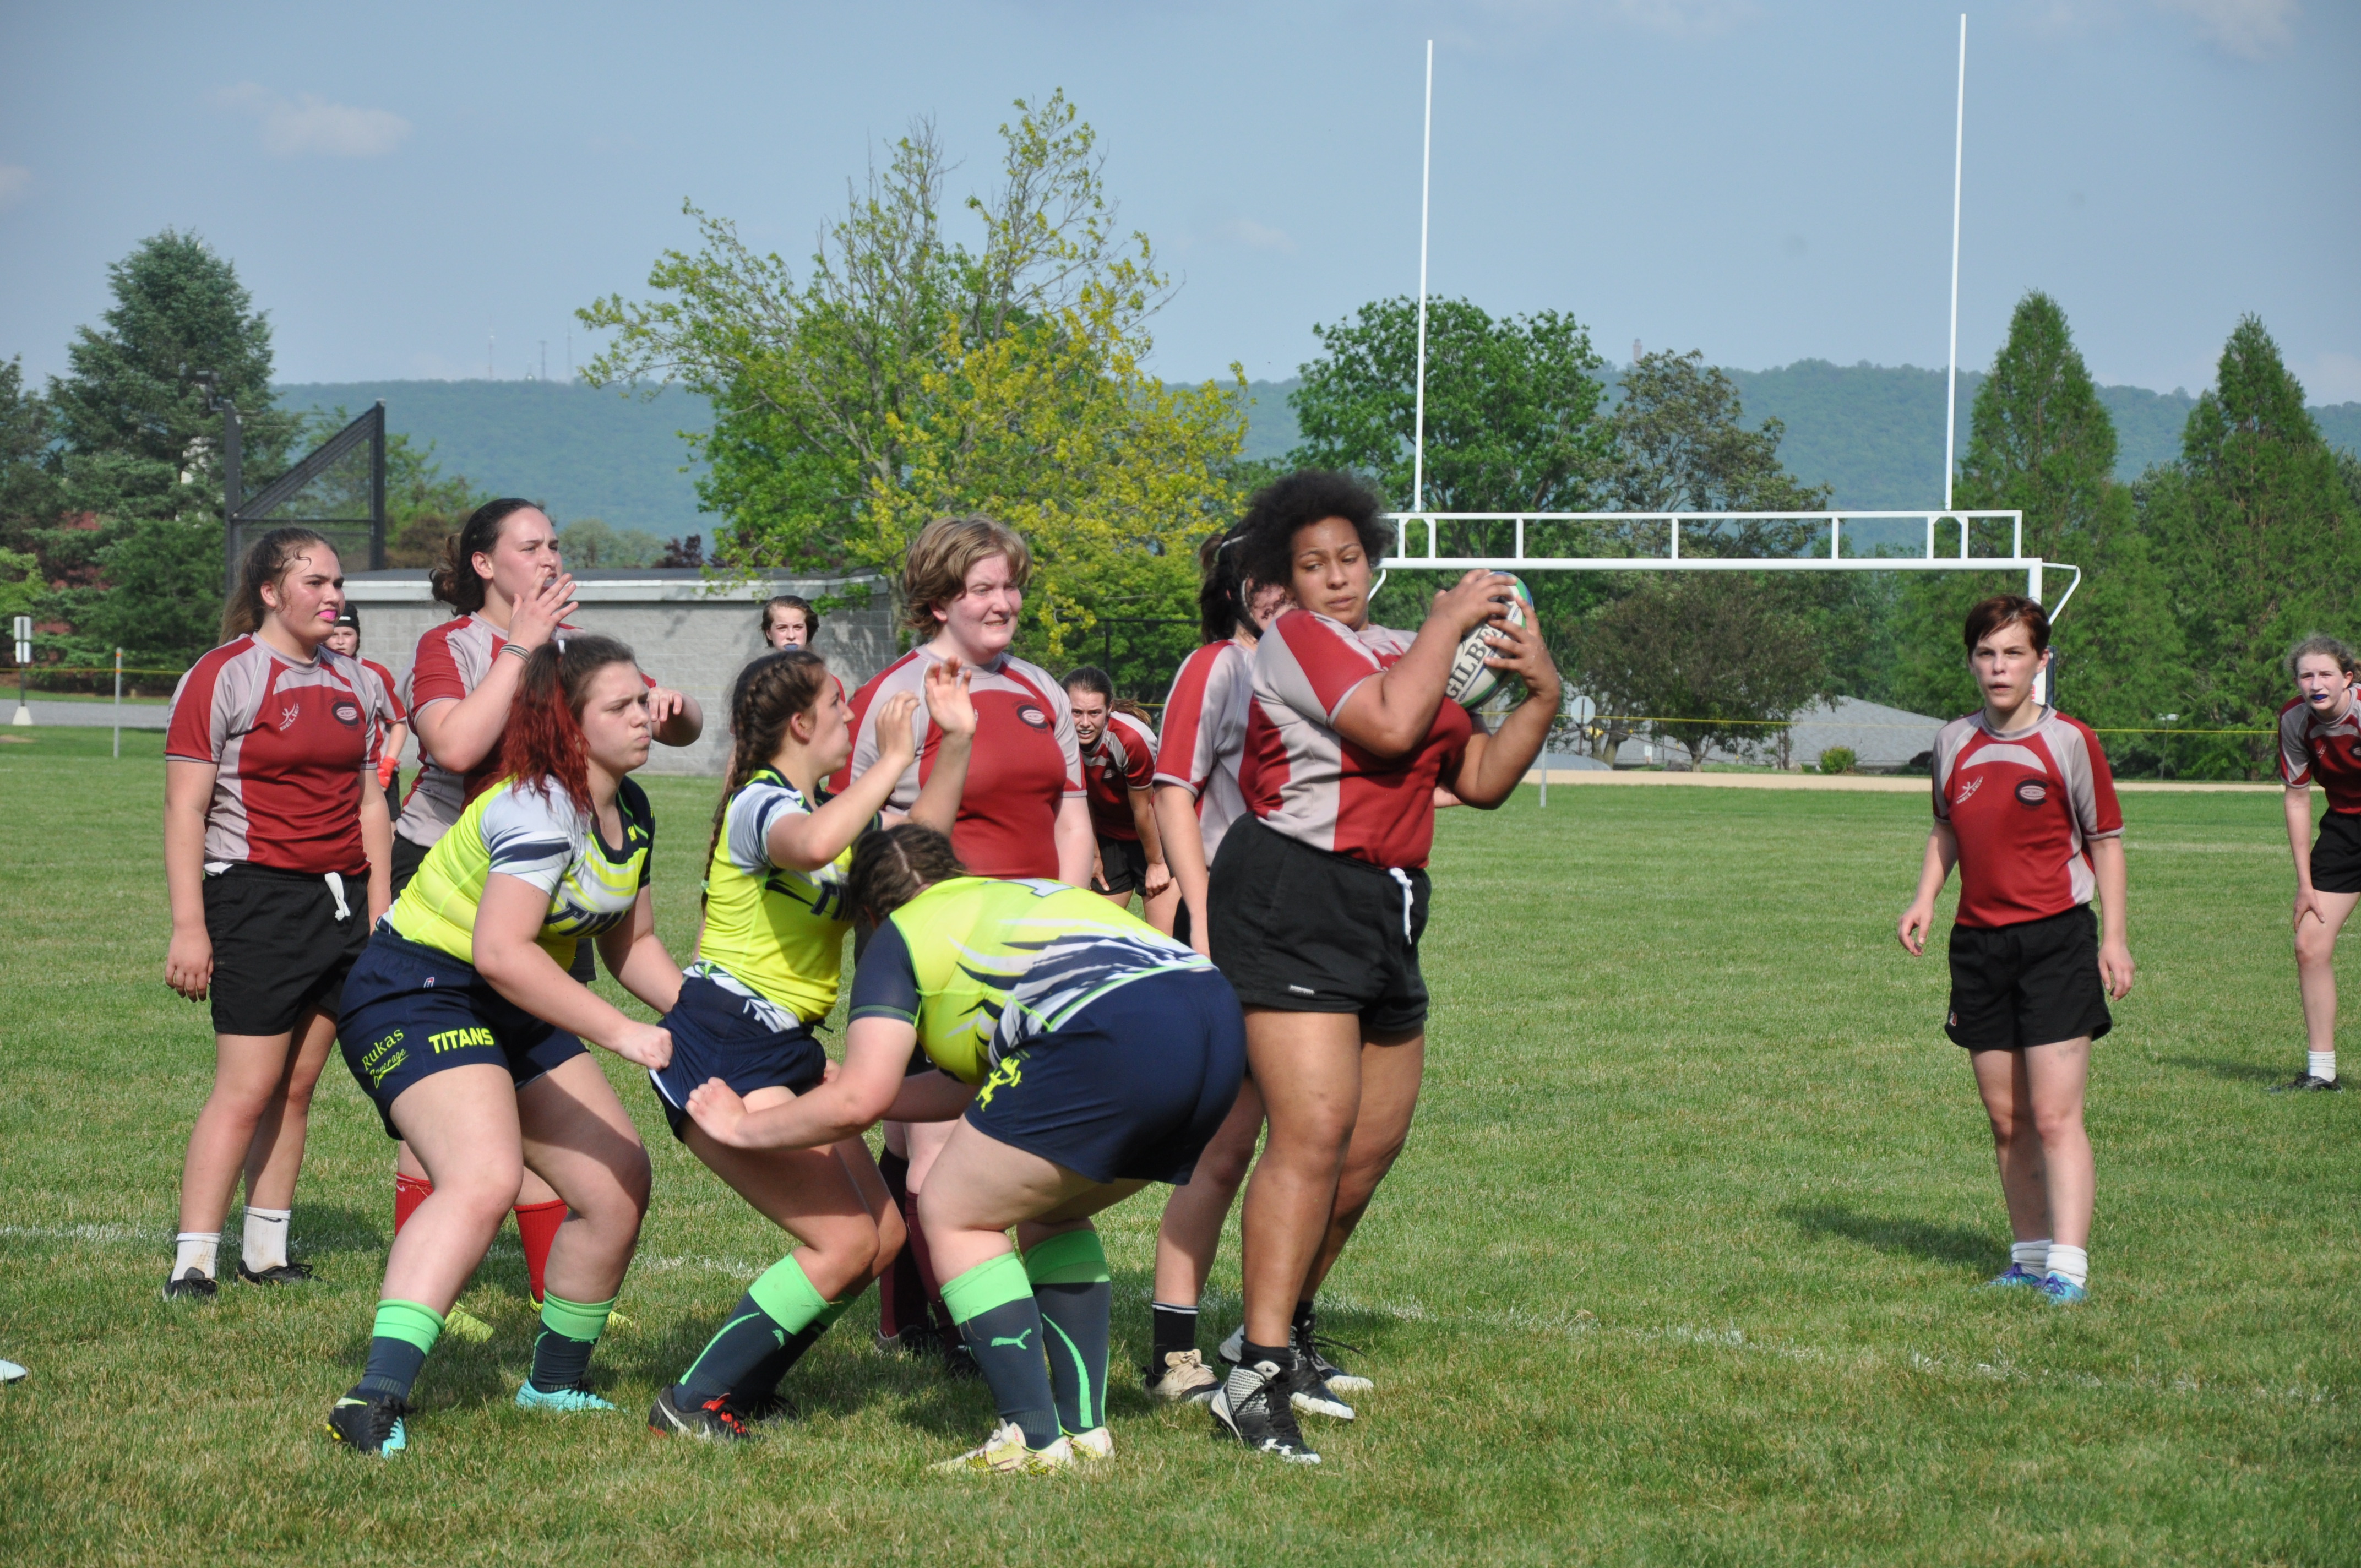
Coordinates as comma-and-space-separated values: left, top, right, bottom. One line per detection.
242, 1207, 291, 1272
2011, 1239, 2050, 1272
2310, 1049, 2337, 1082
173, 1232, 220, 1280
2045, 1244, 2089, 1288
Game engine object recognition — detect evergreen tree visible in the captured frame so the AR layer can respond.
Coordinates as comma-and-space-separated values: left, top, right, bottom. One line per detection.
1890, 291, 2183, 739
43, 231, 298, 665
2142, 315, 2360, 776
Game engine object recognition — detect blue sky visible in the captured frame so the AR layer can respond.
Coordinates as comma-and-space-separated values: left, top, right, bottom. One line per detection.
2, 1, 2354, 399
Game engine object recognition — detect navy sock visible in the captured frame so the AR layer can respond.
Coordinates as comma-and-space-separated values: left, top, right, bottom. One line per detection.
1026, 1231, 1113, 1435
355, 1337, 429, 1401
943, 1254, 1059, 1450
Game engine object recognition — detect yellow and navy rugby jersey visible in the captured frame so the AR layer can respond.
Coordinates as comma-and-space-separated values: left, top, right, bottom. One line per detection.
693, 767, 871, 1026
389, 774, 655, 970
846, 877, 1212, 1083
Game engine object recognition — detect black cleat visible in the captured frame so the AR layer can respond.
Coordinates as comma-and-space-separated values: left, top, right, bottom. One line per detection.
237, 1260, 315, 1285
161, 1267, 217, 1300
1285, 1354, 1356, 1422
647, 1385, 749, 1441
874, 1322, 943, 1358
1211, 1358, 1321, 1464
1301, 1323, 1373, 1395
2271, 1073, 2343, 1093
738, 1390, 799, 1425
325, 1389, 409, 1456
942, 1336, 982, 1381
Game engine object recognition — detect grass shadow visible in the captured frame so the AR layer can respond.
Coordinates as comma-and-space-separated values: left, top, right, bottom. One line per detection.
2158, 1054, 2283, 1085
1780, 1202, 1996, 1269
288, 1202, 384, 1256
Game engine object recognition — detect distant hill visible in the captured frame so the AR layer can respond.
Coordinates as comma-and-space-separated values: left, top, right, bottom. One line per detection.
279, 372, 2358, 530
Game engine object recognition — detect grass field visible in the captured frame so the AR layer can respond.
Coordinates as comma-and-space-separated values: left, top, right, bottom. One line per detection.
2, 726, 2355, 1566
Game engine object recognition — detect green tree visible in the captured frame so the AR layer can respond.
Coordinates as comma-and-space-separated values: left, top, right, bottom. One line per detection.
557, 518, 668, 569
1573, 574, 1823, 767
1890, 292, 2185, 741
2142, 315, 2360, 776
581, 91, 1243, 658
0, 358, 66, 559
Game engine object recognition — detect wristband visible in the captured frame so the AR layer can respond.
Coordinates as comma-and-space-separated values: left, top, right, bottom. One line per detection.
501, 641, 534, 662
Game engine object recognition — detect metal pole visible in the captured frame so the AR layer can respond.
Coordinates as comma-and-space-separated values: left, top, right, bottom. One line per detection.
112, 646, 122, 759
220, 400, 243, 597
1411, 38, 1434, 514
2028, 557, 2047, 706
370, 401, 388, 571
1943, 14, 1966, 511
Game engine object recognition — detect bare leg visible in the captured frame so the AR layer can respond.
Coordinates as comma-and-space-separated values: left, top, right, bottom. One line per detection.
917, 1121, 1144, 1280
2294, 891, 2360, 1054
383, 1065, 527, 1311
515, 1054, 651, 1306
398, 1146, 557, 1207
239, 1008, 339, 1210
1141, 879, 1181, 937
1152, 1077, 1264, 1306
178, 1029, 301, 1235
1236, 1009, 1364, 1349
2022, 1036, 2094, 1250
1302, 1033, 1424, 1296
1970, 1048, 2050, 1243
683, 1088, 890, 1300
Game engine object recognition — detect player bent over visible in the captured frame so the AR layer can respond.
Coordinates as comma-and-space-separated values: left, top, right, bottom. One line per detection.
326, 636, 678, 1455
2275, 634, 2361, 1093
688, 825, 1245, 1474
1899, 595, 2134, 1306
644, 649, 975, 1439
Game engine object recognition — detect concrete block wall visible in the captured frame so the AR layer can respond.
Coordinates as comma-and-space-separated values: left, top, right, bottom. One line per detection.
342, 569, 899, 776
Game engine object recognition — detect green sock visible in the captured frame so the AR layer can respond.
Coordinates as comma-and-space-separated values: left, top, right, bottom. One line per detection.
528, 1291, 617, 1393
1025, 1229, 1112, 1435
678, 1256, 830, 1404
943, 1252, 1058, 1450
737, 1295, 856, 1406
357, 1299, 444, 1400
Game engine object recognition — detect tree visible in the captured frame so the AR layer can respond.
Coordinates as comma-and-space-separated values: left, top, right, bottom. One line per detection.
557, 518, 667, 569
1890, 291, 2185, 737
2141, 315, 2360, 776
43, 232, 298, 666
285, 405, 489, 570
581, 91, 1245, 658
1573, 574, 1823, 767
0, 358, 65, 560
1609, 349, 1830, 517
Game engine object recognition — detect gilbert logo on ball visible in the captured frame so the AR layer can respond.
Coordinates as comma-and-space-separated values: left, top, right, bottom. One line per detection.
1444, 574, 1535, 710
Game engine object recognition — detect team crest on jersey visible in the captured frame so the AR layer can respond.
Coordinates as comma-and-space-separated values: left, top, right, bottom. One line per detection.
1015, 704, 1051, 732
1952, 777, 1983, 805
332, 701, 361, 726
277, 701, 302, 731
2014, 780, 2048, 808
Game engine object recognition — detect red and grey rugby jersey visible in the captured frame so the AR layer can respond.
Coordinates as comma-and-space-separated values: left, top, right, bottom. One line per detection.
1932, 707, 2123, 929
394, 614, 505, 847
165, 636, 379, 874
836, 646, 1083, 879
1240, 610, 1477, 870
1082, 709, 1158, 841
1154, 639, 1254, 863
2277, 696, 2361, 814
350, 655, 407, 737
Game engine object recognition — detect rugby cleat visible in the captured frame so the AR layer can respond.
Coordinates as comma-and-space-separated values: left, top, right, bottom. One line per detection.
1982, 1263, 2045, 1289
1286, 1355, 1356, 1422
237, 1260, 315, 1286
1068, 1425, 1115, 1462
929, 1420, 1074, 1475
2270, 1073, 2342, 1093
1211, 1360, 1321, 1464
515, 1381, 616, 1413
1302, 1329, 1373, 1396
161, 1267, 217, 1301
325, 1391, 409, 1456
1, 1357, 26, 1383
647, 1386, 748, 1442
2037, 1273, 2088, 1306
1144, 1348, 1221, 1404
738, 1390, 799, 1424
444, 1306, 494, 1344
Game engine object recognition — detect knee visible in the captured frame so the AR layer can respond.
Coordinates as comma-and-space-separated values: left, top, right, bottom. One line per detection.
440, 1165, 526, 1230
1195, 1137, 1256, 1192
872, 1202, 907, 1271
2295, 928, 2337, 967
2032, 1103, 2084, 1147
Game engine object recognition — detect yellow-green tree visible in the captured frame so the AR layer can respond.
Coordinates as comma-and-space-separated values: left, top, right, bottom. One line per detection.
579, 92, 1247, 667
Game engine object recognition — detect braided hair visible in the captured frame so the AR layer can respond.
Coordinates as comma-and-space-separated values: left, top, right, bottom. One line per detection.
702, 649, 835, 910
847, 823, 966, 923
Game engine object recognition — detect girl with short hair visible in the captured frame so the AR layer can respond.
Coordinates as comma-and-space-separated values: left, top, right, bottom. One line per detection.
686, 823, 1246, 1474
760, 594, 819, 650
1062, 665, 1177, 932
326, 635, 679, 1456
162, 529, 394, 1298
1899, 594, 2134, 1306
645, 648, 977, 1439
324, 605, 408, 814
2275, 633, 2360, 1092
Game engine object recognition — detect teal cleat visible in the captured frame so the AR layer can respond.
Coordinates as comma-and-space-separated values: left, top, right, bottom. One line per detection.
515, 1381, 616, 1413
2036, 1273, 2088, 1306
1983, 1264, 2044, 1289
326, 1391, 409, 1456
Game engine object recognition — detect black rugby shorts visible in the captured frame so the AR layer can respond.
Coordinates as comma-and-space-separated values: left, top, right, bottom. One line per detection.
201, 863, 370, 1037
1944, 904, 2112, 1052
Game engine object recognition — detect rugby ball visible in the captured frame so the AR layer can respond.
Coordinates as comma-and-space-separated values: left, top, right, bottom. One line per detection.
1445, 574, 1535, 710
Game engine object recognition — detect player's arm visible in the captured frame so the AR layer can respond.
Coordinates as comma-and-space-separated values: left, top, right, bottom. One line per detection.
1897, 820, 1960, 956
1331, 571, 1514, 759
162, 760, 217, 1000
906, 660, 977, 837
360, 762, 394, 923
1156, 784, 1211, 954
377, 719, 411, 788
596, 886, 683, 1016
473, 872, 671, 1068
688, 1014, 921, 1150
1128, 784, 1172, 895
412, 575, 575, 771
1449, 617, 1563, 808
1055, 796, 1095, 886
2091, 835, 2134, 1000
770, 691, 927, 871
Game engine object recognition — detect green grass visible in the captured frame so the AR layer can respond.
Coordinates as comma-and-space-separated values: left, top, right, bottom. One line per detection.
2, 726, 2355, 1565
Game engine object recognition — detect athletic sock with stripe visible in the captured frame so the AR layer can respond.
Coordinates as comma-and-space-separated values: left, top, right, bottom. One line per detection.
1025, 1230, 1112, 1435
356, 1299, 444, 1400
736, 1295, 855, 1407
942, 1252, 1059, 1450
676, 1256, 831, 1404
527, 1291, 617, 1393
1150, 1301, 1200, 1368
242, 1207, 291, 1272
